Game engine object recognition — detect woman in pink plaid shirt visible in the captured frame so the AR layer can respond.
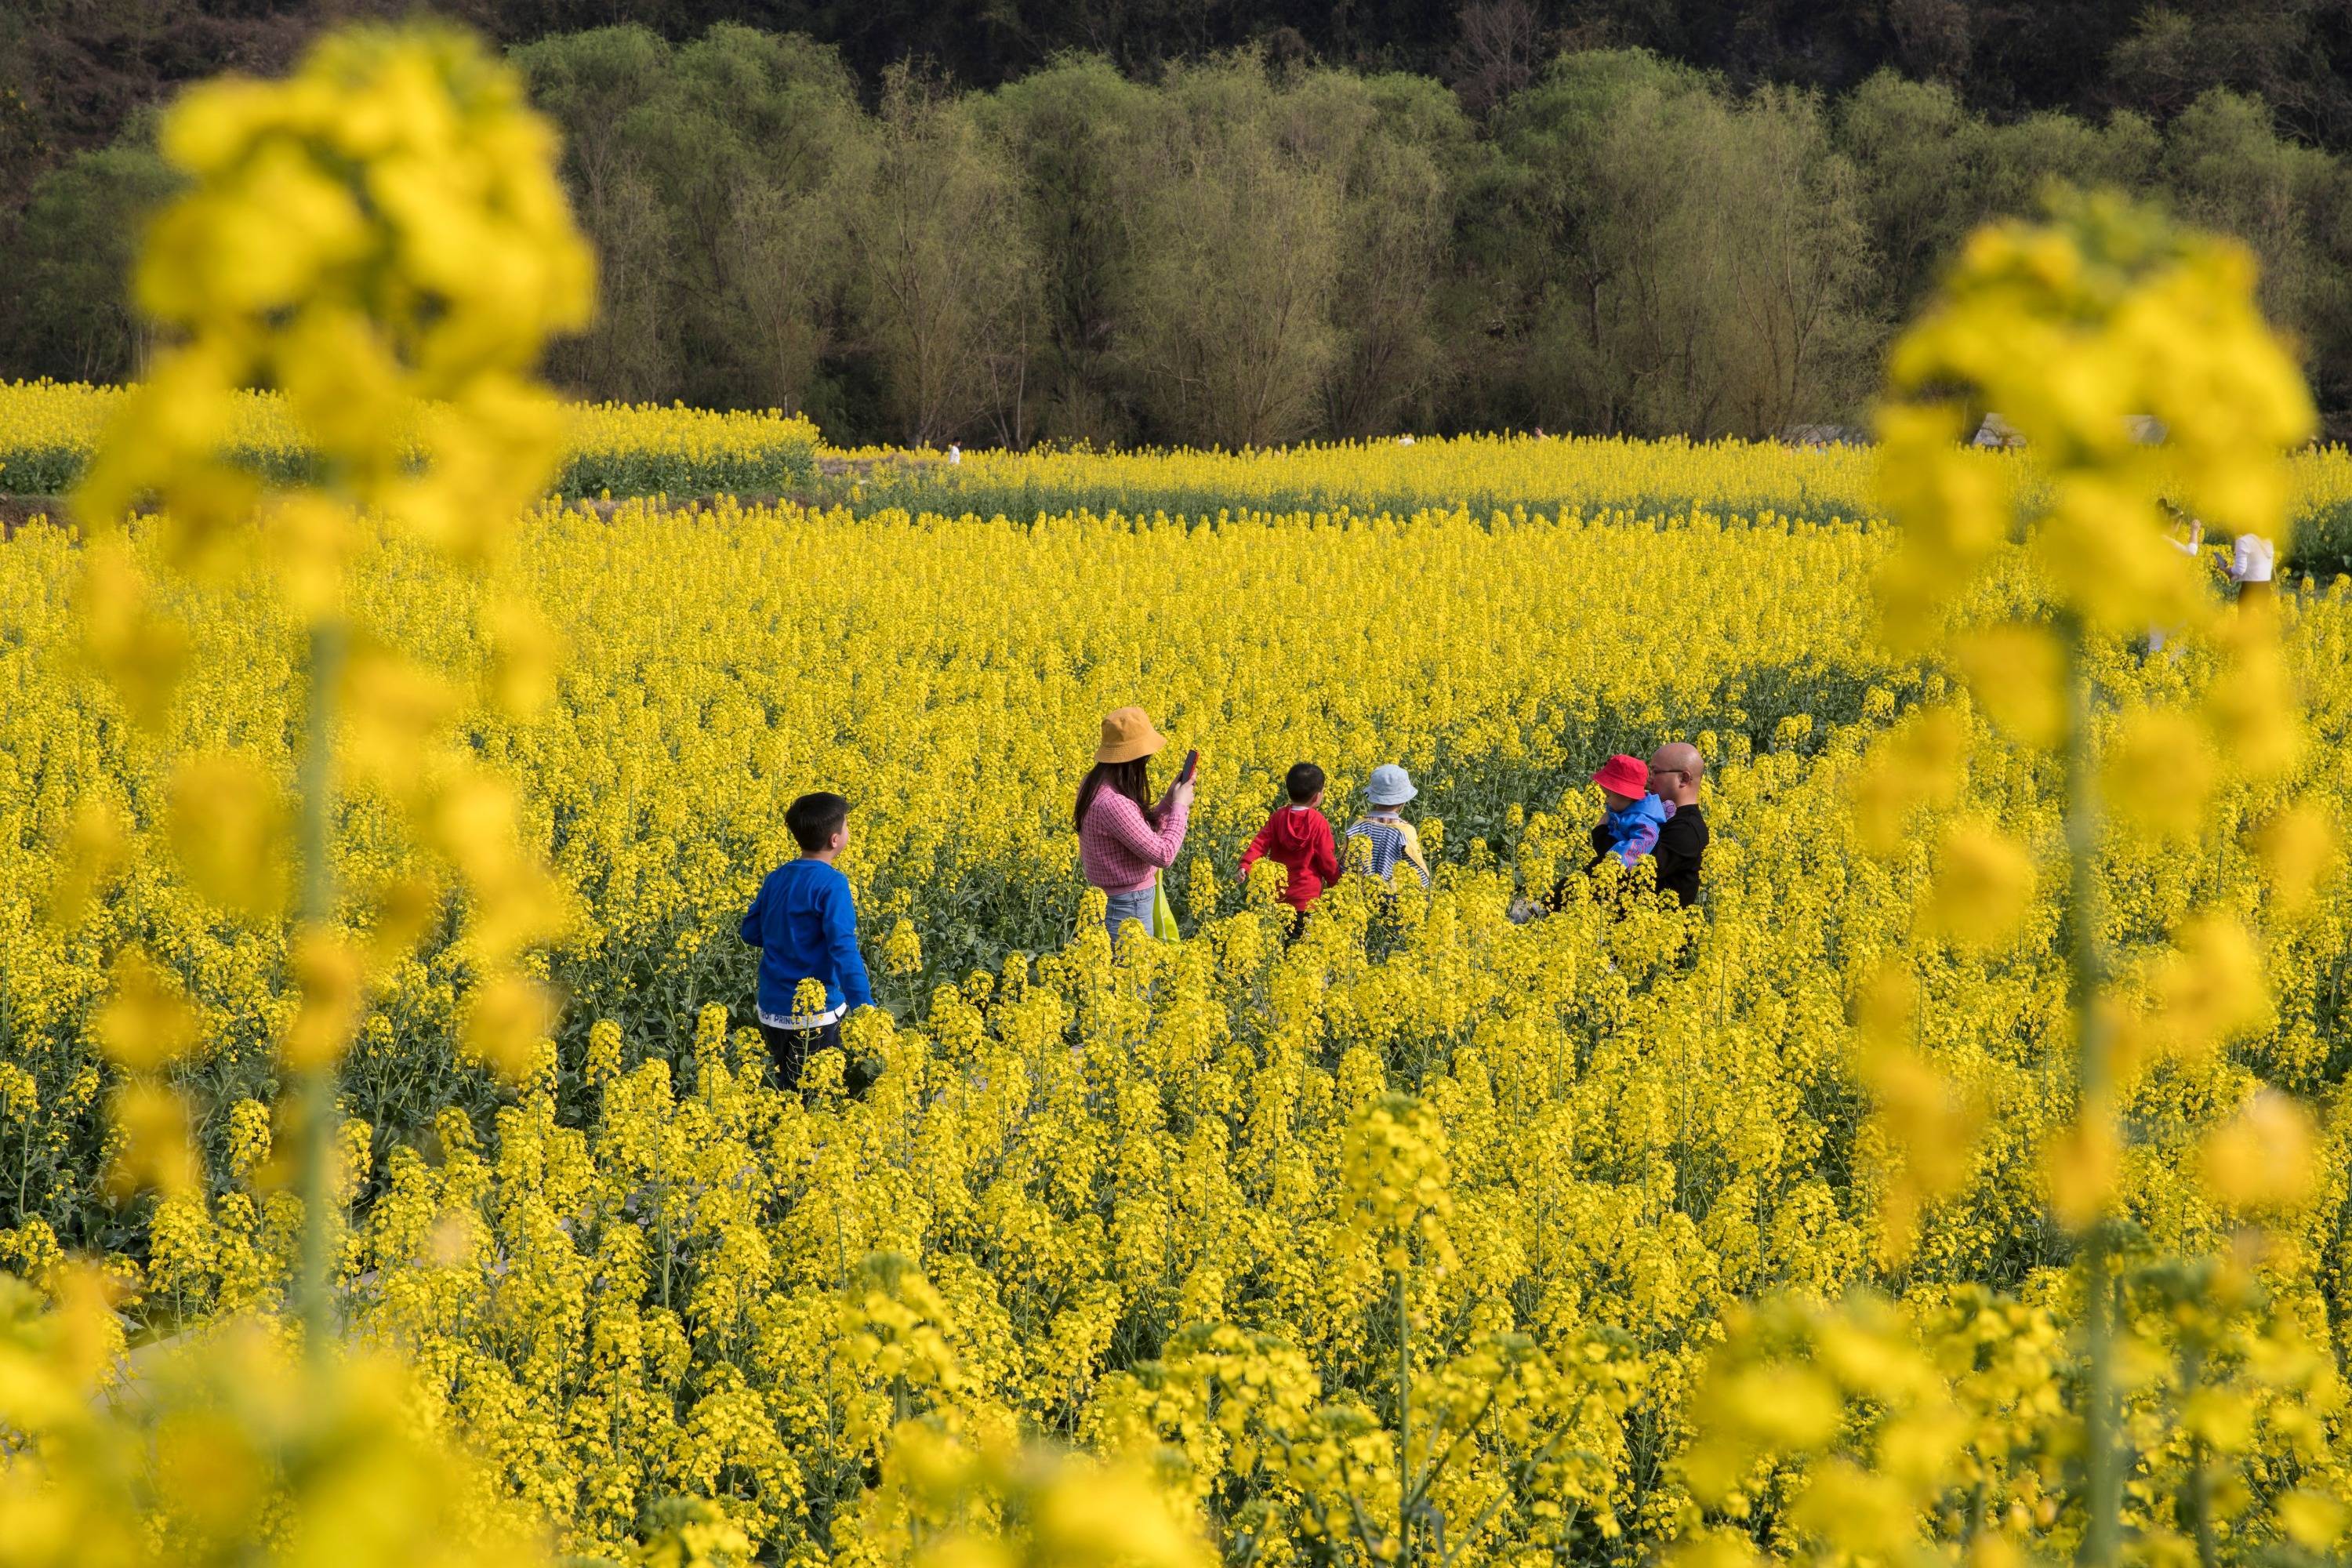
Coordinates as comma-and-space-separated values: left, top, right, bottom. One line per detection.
1075, 706, 1194, 941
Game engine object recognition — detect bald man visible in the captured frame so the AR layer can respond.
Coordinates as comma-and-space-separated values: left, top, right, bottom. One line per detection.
1647, 742, 1708, 907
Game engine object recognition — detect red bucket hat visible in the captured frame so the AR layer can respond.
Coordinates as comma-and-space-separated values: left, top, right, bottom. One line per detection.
1592, 753, 1650, 798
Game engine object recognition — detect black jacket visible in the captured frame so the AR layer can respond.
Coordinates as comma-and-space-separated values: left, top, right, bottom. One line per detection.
1653, 804, 1708, 907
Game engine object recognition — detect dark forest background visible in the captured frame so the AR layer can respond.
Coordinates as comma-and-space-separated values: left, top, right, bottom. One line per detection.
9, 0, 2352, 445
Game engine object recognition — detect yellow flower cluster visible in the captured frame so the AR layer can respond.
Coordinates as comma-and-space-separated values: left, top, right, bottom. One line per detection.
1860, 191, 2338, 1568
75, 26, 593, 554
0, 379, 821, 501
0, 1270, 550, 1568
1864, 199, 2326, 1232
1673, 1272, 2347, 1568
45, 24, 604, 1276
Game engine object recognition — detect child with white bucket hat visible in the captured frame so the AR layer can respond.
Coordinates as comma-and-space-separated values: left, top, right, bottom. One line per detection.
1344, 764, 1430, 889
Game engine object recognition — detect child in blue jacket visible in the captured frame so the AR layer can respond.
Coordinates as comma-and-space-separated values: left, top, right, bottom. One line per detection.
1587, 753, 1670, 870
741, 791, 876, 1094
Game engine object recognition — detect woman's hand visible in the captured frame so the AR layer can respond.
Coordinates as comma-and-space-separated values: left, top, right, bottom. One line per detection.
1168, 775, 1196, 815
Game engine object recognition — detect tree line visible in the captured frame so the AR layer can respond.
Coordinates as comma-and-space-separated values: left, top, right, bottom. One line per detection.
10, 24, 2352, 448
17, 2, 2352, 185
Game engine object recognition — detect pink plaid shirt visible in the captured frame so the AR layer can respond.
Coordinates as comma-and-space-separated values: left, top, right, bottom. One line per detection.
1080, 788, 1190, 894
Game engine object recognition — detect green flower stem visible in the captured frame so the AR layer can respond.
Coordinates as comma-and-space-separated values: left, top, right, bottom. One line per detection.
2063, 619, 2121, 1568
295, 618, 345, 1363
1397, 1265, 1413, 1568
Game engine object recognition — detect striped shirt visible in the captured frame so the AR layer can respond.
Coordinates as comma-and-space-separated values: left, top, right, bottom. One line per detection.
1345, 815, 1430, 888
1080, 787, 1190, 895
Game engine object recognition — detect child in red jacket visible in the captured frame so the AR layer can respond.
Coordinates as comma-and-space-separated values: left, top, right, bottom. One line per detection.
1239, 762, 1341, 927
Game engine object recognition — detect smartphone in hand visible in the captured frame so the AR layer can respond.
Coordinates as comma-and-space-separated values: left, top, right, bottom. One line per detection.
1178, 748, 1199, 784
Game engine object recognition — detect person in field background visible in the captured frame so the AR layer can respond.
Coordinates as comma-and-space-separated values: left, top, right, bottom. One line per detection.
1533, 740, 1709, 915
1586, 753, 1668, 870
1076, 706, 1195, 941
740, 791, 877, 1095
2230, 529, 2277, 608
1345, 764, 1431, 889
1239, 760, 1340, 924
1647, 741, 1709, 907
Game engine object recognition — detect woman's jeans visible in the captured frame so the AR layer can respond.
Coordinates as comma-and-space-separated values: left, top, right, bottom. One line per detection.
1103, 886, 1154, 944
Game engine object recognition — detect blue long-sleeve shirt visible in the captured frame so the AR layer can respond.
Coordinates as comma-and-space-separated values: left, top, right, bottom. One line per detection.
739, 858, 874, 1019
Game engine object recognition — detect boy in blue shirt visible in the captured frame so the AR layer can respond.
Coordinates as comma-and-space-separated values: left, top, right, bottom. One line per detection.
740, 791, 876, 1094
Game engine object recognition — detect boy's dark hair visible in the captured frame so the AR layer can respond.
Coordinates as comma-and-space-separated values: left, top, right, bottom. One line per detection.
786, 791, 851, 851
1285, 762, 1326, 803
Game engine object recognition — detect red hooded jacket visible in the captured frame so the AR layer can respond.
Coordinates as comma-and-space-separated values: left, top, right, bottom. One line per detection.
1238, 804, 1341, 910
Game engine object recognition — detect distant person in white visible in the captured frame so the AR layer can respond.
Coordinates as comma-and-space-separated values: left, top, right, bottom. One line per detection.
2230, 531, 2276, 609
2149, 513, 2202, 654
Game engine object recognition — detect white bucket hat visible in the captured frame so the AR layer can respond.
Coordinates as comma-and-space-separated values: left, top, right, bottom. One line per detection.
1365, 764, 1417, 806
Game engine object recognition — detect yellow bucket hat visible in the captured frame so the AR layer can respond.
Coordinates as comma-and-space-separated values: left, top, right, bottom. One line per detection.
1096, 706, 1168, 764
